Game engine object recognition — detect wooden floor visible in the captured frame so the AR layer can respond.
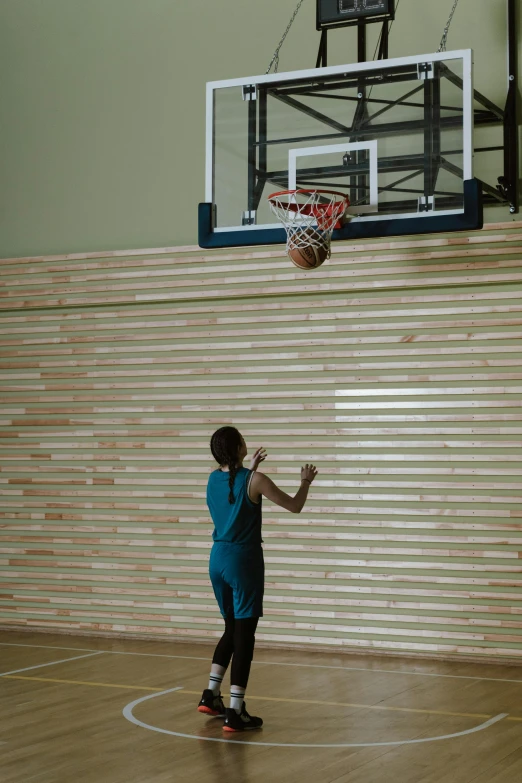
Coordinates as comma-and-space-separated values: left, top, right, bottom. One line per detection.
2, 631, 522, 783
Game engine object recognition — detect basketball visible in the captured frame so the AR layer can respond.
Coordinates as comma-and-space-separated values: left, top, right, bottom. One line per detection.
288, 233, 328, 270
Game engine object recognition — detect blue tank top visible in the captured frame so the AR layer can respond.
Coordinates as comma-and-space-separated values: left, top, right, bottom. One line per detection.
207, 467, 262, 546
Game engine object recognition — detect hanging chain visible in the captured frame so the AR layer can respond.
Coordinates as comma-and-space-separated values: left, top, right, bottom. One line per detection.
438, 0, 461, 52
266, 0, 458, 71
266, 0, 306, 75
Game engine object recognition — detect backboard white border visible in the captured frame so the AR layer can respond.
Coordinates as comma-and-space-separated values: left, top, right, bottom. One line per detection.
206, 49, 474, 226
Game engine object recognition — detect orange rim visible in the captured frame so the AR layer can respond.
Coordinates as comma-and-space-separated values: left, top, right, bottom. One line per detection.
268, 189, 349, 214
268, 188, 349, 202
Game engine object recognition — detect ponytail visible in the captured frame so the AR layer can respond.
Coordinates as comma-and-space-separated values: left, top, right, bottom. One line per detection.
228, 463, 238, 504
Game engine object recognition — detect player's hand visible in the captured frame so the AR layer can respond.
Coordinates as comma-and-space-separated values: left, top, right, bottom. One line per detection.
301, 464, 318, 484
249, 447, 267, 472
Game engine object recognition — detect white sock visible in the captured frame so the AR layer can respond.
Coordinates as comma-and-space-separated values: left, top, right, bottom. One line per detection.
208, 671, 224, 695
230, 686, 246, 714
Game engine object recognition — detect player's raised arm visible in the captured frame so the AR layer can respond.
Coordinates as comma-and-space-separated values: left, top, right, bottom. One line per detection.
250, 464, 318, 514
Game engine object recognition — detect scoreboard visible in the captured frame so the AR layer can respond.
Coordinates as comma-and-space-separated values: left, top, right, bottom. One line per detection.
317, 0, 394, 29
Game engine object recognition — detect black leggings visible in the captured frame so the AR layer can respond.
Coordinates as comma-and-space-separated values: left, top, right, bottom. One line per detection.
212, 615, 259, 689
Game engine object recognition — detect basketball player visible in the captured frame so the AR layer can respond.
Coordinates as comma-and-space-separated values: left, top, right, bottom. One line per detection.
197, 426, 318, 731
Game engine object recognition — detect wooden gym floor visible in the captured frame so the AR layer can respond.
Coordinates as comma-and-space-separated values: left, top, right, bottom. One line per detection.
2, 631, 522, 783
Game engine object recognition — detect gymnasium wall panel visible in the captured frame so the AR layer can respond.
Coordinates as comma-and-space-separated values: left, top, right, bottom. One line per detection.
1, 223, 521, 659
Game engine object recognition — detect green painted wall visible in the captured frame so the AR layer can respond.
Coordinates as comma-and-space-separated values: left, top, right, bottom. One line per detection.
0, 0, 520, 257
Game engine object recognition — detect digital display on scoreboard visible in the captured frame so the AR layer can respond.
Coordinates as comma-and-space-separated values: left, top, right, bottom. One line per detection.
340, 0, 389, 14
317, 0, 392, 29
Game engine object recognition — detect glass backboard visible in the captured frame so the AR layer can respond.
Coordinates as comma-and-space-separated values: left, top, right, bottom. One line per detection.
200, 50, 483, 249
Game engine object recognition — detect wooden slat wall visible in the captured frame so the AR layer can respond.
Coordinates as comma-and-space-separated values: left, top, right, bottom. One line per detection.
1, 223, 521, 659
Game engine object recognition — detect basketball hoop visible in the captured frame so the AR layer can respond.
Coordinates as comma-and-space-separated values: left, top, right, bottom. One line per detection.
268, 189, 350, 260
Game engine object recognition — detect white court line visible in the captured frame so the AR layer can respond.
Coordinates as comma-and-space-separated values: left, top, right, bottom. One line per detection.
253, 660, 522, 685
0, 651, 104, 677
122, 687, 509, 748
1, 641, 522, 684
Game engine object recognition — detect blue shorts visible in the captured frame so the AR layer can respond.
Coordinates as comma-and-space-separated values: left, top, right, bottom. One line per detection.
209, 542, 264, 620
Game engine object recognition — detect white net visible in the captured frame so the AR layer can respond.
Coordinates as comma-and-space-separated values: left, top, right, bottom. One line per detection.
268, 189, 350, 260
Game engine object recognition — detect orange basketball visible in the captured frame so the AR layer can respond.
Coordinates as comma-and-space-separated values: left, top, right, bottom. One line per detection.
288, 232, 328, 270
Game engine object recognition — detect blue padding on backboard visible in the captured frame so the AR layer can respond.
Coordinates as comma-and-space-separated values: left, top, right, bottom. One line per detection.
198, 179, 483, 250
198, 204, 287, 249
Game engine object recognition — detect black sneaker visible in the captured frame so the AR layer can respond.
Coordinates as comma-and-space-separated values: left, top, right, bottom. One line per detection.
197, 689, 225, 717
223, 702, 263, 732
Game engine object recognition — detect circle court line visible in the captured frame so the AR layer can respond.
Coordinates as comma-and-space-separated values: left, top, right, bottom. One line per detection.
122, 686, 509, 748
